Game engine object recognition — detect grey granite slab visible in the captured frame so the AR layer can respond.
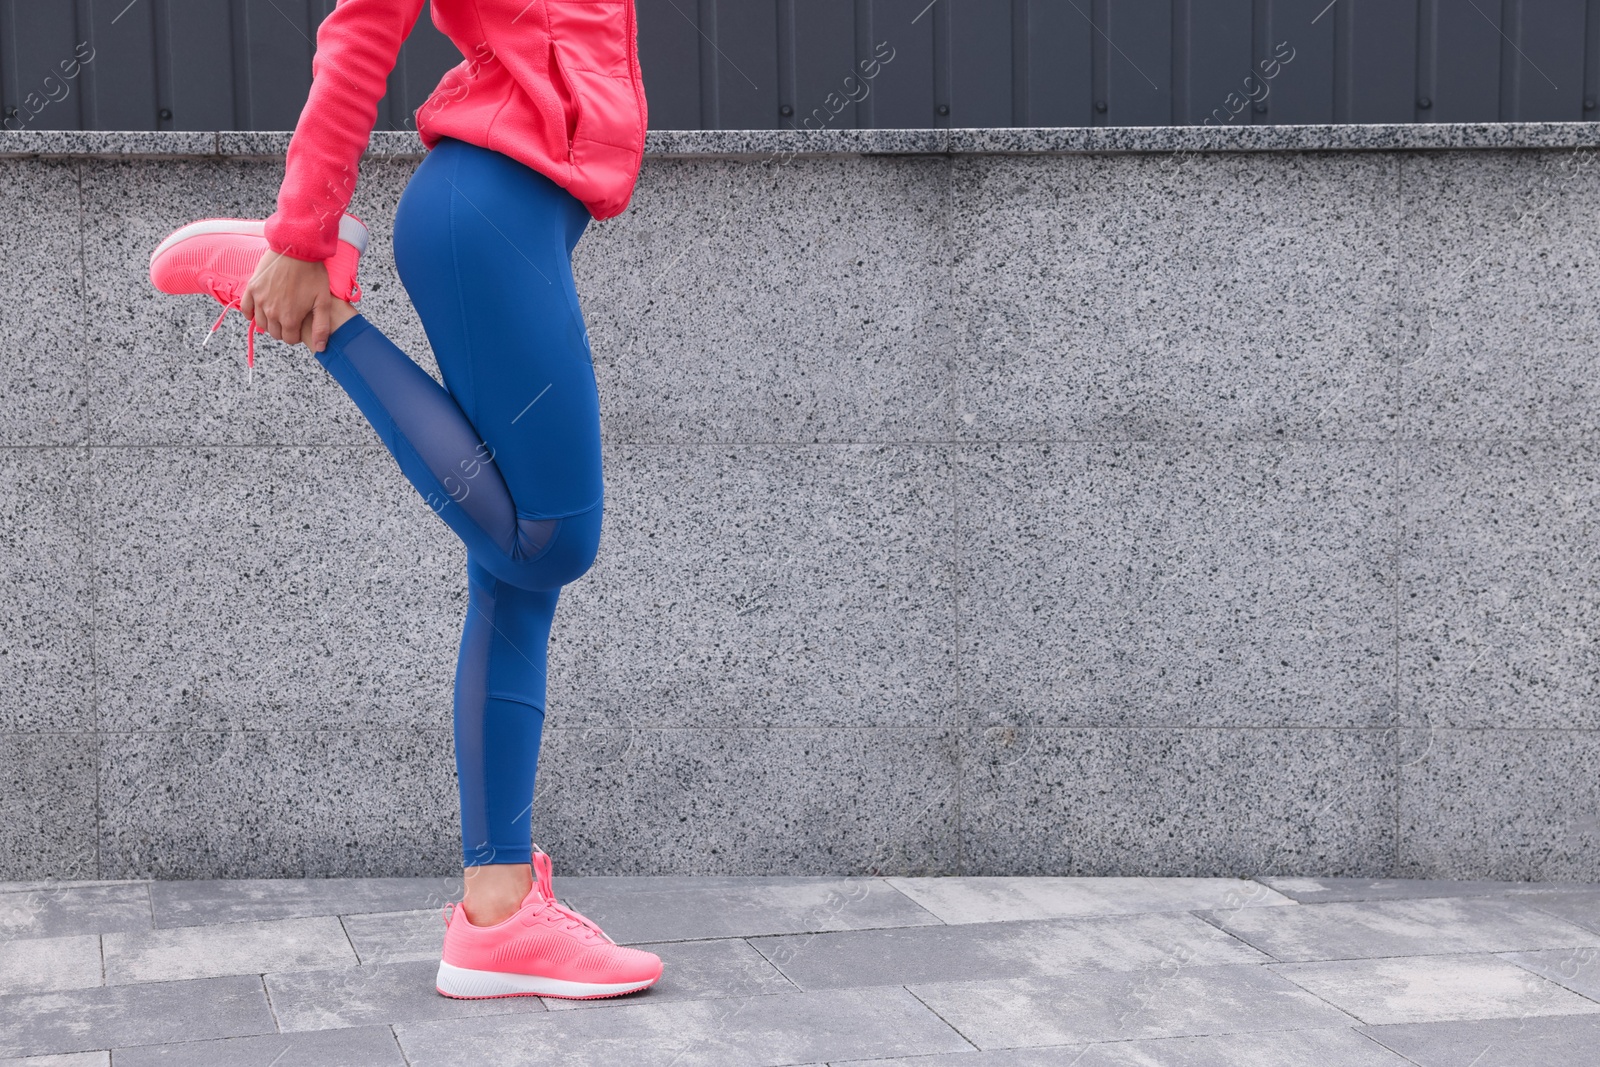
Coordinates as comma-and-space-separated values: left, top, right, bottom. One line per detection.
554, 874, 945, 942
883, 877, 1293, 925
1364, 1013, 1600, 1066
102, 916, 356, 984
1519, 890, 1600, 935
1401, 443, 1600, 732
1398, 151, 1600, 441
949, 153, 1402, 443
13, 123, 1600, 161
956, 442, 1397, 729
0, 736, 100, 885
546, 444, 955, 730
264, 960, 546, 1031
1202, 896, 1600, 962
150, 877, 462, 928
0, 975, 274, 1058
542, 937, 796, 1011
92, 446, 463, 733
111, 1026, 407, 1067
0, 451, 91, 733
1500, 946, 1600, 1001
752, 912, 1265, 989
836, 1027, 1410, 1065
1271, 953, 1600, 1025
0, 935, 101, 995
578, 156, 952, 444
80, 159, 342, 446
1258, 877, 1563, 904
960, 727, 1395, 875
0, 160, 87, 446
394, 986, 972, 1066
97, 729, 459, 879
1398, 728, 1600, 881
531, 727, 960, 877
0, 885, 150, 941
905, 964, 1352, 1049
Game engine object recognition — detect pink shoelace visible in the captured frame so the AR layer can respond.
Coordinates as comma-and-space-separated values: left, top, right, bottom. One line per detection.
440, 848, 615, 943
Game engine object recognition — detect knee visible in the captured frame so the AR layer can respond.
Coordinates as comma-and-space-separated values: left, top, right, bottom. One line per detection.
504, 503, 603, 591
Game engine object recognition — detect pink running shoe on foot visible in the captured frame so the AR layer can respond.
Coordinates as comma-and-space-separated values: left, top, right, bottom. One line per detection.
147, 213, 368, 371
436, 847, 663, 1000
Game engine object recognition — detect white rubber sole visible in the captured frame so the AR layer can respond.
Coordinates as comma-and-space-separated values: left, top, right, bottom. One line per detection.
435, 959, 658, 1000
149, 213, 369, 265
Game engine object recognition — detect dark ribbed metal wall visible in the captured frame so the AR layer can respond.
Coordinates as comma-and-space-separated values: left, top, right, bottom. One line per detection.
2, 0, 1598, 132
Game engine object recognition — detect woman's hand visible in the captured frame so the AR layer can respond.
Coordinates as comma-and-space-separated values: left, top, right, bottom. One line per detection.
240, 249, 337, 353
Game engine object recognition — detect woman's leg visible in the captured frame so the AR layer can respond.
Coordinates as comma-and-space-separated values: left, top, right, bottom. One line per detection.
313, 135, 603, 923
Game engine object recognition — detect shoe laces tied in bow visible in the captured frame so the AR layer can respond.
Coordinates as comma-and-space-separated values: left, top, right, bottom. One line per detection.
533, 848, 614, 943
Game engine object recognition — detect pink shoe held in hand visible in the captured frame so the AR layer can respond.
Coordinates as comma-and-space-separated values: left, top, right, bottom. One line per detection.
436, 847, 664, 1000
147, 213, 368, 373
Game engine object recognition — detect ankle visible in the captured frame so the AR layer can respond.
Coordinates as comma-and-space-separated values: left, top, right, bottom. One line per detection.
460, 862, 533, 927
328, 298, 358, 331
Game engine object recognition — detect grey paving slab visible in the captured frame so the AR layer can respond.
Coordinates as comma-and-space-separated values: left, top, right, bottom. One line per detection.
1364, 1012, 1600, 1067
0, 159, 87, 447
0, 882, 148, 896
948, 152, 1402, 443
265, 960, 546, 1031
112, 1025, 407, 1067
1258, 877, 1557, 904
150, 876, 462, 928
0, 734, 99, 884
751, 912, 1266, 990
0, 1054, 108, 1067
1500, 946, 1600, 1000
906, 964, 1352, 1050
0, 885, 150, 941
1202, 896, 1600, 962
1272, 953, 1600, 1025
0, 975, 274, 1058
958, 443, 1397, 731
885, 877, 1293, 924
93, 447, 463, 734
1401, 442, 1600, 734
339, 909, 442, 965
542, 938, 796, 1011
1519, 890, 1600, 935
98, 729, 459, 879
960, 726, 1395, 875
0, 935, 101, 995
543, 443, 956, 730
1398, 728, 1600, 882
102, 916, 356, 984
1398, 151, 1600, 441
553, 876, 946, 942
577, 155, 951, 443
395, 986, 972, 1066
833, 1027, 1410, 1065
0, 451, 91, 732
532, 727, 960, 877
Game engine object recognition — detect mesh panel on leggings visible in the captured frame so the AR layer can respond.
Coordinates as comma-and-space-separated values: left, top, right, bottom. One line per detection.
335, 322, 557, 560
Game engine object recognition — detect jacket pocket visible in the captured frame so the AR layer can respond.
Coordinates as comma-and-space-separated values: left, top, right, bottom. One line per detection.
547, 39, 582, 156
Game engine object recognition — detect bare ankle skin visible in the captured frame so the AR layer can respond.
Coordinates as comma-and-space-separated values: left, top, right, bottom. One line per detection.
328, 298, 358, 331
461, 862, 533, 927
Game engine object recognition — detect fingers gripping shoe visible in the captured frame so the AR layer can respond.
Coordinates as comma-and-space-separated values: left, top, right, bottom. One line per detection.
436, 848, 664, 1000
147, 213, 368, 372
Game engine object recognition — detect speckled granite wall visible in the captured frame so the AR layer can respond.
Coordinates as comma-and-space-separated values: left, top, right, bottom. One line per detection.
4, 123, 1600, 881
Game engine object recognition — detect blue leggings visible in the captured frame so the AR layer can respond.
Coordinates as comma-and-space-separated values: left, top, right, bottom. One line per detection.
315, 136, 603, 868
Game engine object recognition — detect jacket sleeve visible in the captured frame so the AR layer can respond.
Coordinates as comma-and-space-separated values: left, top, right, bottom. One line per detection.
263, 0, 429, 262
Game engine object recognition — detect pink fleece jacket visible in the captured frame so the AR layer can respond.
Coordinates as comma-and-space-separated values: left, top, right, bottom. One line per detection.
263, 0, 648, 262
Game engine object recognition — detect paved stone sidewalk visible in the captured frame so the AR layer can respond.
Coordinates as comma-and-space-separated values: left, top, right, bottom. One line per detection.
3, 874, 1600, 1065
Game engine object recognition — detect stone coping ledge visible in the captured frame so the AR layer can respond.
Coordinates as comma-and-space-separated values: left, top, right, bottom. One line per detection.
2, 123, 1600, 160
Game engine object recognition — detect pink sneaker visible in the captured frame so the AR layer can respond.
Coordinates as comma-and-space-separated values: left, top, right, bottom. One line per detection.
148, 213, 368, 370
436, 848, 663, 1000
